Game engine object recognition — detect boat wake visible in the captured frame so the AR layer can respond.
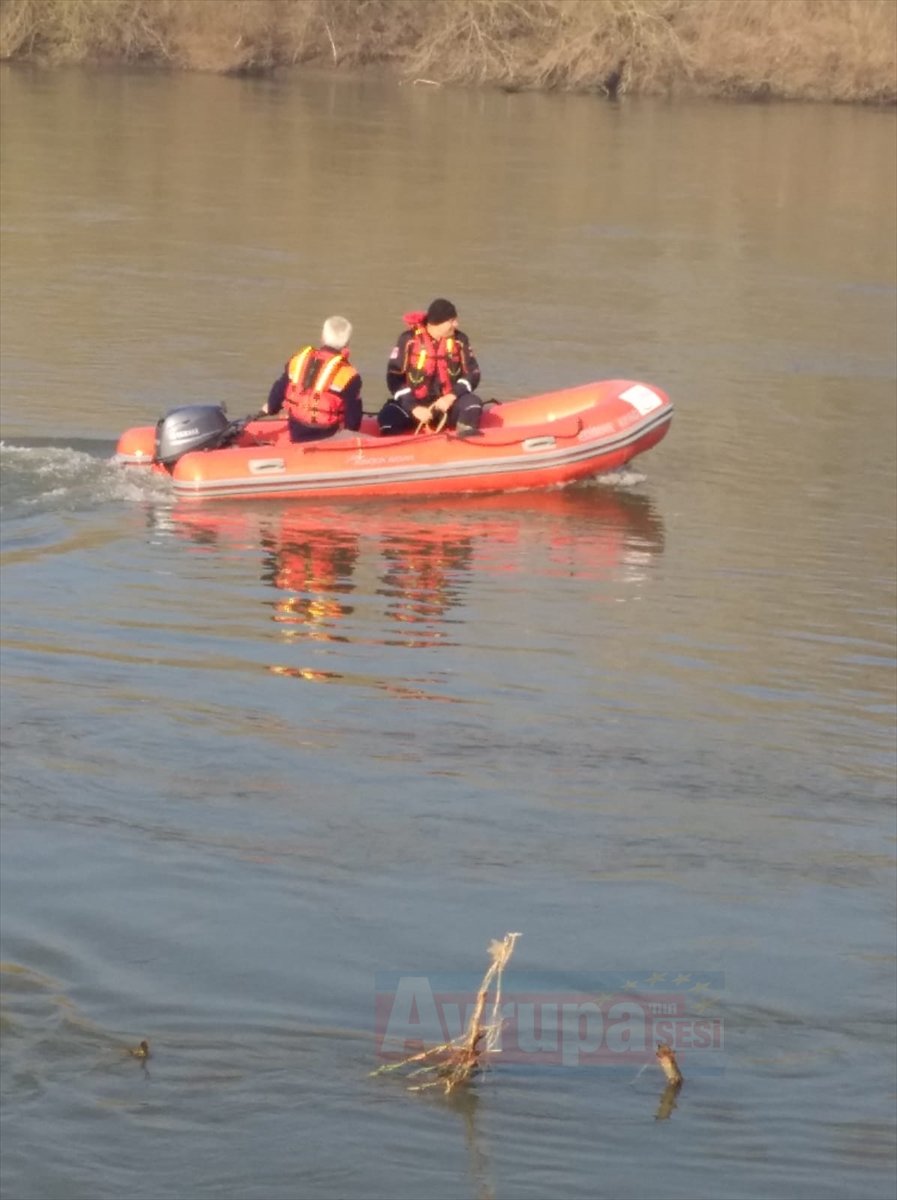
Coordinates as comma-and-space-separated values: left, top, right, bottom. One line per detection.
0, 441, 171, 517
589, 466, 647, 488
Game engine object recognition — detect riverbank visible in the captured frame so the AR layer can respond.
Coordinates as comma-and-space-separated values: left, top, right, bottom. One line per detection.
1, 0, 895, 104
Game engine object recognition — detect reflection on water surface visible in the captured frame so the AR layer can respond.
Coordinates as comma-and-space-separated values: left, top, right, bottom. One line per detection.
1, 65, 895, 1200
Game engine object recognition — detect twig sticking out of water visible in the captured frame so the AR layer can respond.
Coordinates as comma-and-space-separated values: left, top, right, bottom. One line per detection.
655, 1042, 683, 1086
654, 1043, 683, 1120
371, 932, 522, 1095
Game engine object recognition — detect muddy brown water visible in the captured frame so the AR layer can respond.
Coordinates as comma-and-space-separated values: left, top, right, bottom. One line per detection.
1, 66, 895, 1200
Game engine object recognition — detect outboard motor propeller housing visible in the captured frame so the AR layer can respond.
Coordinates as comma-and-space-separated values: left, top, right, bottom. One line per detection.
154, 404, 235, 467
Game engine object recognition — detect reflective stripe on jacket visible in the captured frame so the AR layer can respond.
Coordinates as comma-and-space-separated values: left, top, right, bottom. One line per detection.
284, 347, 358, 426
404, 326, 465, 403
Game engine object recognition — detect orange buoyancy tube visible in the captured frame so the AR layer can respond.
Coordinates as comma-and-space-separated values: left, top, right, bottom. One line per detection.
403, 324, 465, 402
284, 346, 357, 426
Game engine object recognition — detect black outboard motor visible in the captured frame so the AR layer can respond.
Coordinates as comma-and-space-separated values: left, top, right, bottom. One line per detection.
154, 404, 237, 467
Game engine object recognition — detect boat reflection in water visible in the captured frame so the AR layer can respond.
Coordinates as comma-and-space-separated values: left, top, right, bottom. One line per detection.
163, 483, 666, 683
261, 519, 360, 643
378, 527, 475, 639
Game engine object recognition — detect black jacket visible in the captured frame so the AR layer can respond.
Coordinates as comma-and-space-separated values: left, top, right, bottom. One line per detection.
386, 328, 480, 415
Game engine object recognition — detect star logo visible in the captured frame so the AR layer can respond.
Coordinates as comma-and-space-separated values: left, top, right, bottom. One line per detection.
673, 974, 692, 985
646, 972, 667, 986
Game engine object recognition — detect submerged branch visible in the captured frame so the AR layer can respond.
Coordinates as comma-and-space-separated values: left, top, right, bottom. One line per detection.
371, 931, 522, 1095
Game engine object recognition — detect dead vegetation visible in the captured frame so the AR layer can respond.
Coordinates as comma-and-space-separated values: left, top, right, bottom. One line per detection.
1, 0, 894, 103
371, 931, 521, 1094
655, 1040, 683, 1086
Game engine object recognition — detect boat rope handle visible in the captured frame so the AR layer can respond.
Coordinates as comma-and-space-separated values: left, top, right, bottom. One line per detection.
303, 414, 584, 453
415, 406, 449, 435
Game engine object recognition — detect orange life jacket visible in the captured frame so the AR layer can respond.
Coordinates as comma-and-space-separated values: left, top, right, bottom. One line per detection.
284, 347, 357, 427
403, 322, 465, 403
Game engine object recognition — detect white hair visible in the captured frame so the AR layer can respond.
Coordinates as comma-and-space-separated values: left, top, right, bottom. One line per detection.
321, 315, 352, 350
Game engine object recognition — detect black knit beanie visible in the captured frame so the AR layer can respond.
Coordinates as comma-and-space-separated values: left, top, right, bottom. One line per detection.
425, 298, 458, 325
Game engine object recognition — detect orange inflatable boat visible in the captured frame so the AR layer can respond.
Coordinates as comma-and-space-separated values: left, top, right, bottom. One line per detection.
115, 379, 672, 501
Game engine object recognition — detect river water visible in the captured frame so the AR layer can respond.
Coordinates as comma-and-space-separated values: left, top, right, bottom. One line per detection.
1, 65, 895, 1200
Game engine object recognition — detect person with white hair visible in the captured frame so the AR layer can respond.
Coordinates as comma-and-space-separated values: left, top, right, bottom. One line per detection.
264, 315, 363, 441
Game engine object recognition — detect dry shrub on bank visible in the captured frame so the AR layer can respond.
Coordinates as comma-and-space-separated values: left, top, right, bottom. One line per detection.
0, 0, 424, 72
401, 0, 897, 101
166, 0, 424, 74
402, 0, 690, 93
680, 0, 897, 103
1, 0, 895, 102
0, 0, 300, 71
401, 0, 553, 86
0, 0, 167, 63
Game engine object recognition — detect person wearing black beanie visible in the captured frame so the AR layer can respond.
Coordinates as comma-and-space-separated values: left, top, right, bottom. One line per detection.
424, 298, 458, 325
377, 299, 484, 437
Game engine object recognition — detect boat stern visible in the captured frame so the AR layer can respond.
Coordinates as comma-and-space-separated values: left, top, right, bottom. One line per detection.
114, 424, 157, 465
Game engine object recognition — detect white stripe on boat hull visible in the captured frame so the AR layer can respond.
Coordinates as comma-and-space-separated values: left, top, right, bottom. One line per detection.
172, 408, 673, 499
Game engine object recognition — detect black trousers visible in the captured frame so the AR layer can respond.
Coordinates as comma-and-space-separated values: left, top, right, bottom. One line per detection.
377, 392, 483, 435
288, 418, 340, 443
